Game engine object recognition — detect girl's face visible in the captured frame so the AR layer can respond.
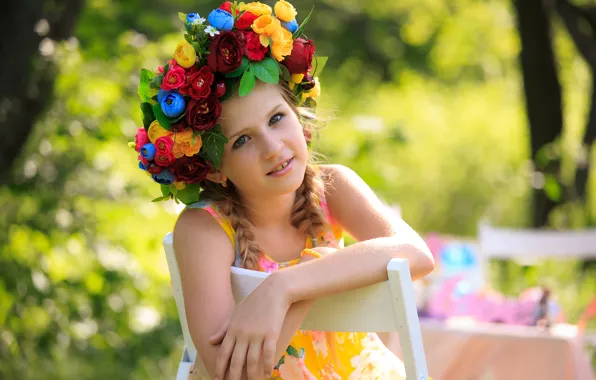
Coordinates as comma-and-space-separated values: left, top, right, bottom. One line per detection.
215, 83, 309, 200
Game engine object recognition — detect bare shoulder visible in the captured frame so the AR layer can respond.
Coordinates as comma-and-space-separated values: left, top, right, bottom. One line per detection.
317, 164, 394, 239
173, 206, 235, 265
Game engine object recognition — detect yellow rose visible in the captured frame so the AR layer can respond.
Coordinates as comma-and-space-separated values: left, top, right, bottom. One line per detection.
270, 27, 293, 61
240, 2, 272, 16
172, 135, 202, 158
148, 120, 173, 143
301, 77, 321, 101
173, 41, 197, 68
173, 181, 186, 190
274, 0, 297, 22
173, 128, 194, 143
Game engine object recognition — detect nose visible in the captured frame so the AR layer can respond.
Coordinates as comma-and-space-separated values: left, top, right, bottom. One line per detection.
259, 129, 283, 161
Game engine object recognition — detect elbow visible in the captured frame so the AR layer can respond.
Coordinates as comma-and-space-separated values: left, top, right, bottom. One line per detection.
405, 243, 435, 280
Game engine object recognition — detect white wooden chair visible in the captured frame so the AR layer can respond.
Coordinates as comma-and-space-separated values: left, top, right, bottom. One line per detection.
477, 221, 596, 346
163, 232, 430, 380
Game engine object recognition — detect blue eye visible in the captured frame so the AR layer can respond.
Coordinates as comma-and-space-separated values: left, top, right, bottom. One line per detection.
269, 113, 283, 125
232, 135, 249, 149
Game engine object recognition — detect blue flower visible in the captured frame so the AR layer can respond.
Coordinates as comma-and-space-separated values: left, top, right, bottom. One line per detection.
157, 89, 171, 103
152, 169, 175, 185
186, 13, 205, 24
140, 143, 156, 161
207, 9, 234, 31
138, 161, 147, 170
281, 19, 298, 33
160, 92, 186, 118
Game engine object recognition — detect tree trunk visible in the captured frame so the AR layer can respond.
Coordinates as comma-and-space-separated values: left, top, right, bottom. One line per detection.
514, 0, 564, 227
0, 0, 84, 184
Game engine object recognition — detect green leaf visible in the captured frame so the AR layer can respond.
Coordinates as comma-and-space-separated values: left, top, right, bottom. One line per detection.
278, 63, 292, 82
202, 125, 229, 168
250, 58, 279, 84
150, 75, 164, 90
238, 70, 256, 97
313, 56, 328, 77
191, 41, 201, 53
175, 183, 202, 205
141, 102, 155, 129
168, 184, 178, 195
168, 110, 187, 124
151, 195, 170, 202
152, 103, 172, 130
161, 184, 171, 197
163, 63, 170, 77
225, 57, 249, 78
138, 69, 155, 102
286, 345, 300, 358
293, 6, 314, 38
178, 12, 187, 23
184, 33, 192, 43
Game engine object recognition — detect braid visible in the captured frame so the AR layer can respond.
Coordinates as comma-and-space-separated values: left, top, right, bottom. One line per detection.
219, 191, 261, 270
290, 164, 329, 242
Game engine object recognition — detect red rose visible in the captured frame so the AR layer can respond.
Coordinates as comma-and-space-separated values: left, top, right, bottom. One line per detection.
147, 162, 163, 174
186, 96, 221, 131
154, 151, 176, 167
241, 31, 268, 61
161, 66, 186, 91
282, 38, 315, 75
207, 32, 243, 74
171, 156, 210, 184
155, 136, 174, 153
235, 12, 258, 29
219, 1, 232, 13
179, 66, 214, 100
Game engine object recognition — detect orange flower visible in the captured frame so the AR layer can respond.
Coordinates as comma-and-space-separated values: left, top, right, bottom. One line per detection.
251, 15, 282, 47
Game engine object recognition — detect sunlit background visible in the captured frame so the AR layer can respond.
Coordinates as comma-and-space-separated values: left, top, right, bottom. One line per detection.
1, 0, 595, 378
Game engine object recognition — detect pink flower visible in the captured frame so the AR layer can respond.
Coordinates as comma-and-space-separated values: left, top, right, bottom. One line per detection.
258, 255, 279, 273
161, 66, 186, 91
135, 128, 150, 152
155, 136, 174, 153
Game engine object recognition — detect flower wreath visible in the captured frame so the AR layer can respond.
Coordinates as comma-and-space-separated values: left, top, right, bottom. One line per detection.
129, 0, 327, 205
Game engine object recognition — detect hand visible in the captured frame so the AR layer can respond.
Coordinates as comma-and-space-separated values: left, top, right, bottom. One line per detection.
209, 274, 290, 380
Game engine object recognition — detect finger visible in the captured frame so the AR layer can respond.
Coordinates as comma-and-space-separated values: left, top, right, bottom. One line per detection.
228, 340, 249, 380
262, 338, 277, 377
246, 339, 262, 380
214, 335, 235, 380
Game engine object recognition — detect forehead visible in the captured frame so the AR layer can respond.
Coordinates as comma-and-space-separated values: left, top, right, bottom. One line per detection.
218, 83, 286, 134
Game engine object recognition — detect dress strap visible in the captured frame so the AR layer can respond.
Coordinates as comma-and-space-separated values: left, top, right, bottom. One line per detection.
186, 201, 242, 266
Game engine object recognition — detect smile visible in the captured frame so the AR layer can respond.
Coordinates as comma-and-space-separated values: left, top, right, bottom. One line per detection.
267, 157, 294, 176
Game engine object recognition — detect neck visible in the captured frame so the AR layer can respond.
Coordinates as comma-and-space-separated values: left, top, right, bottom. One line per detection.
239, 191, 297, 228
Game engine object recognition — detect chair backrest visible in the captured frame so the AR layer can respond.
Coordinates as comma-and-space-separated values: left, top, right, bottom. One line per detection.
478, 222, 596, 260
163, 232, 429, 380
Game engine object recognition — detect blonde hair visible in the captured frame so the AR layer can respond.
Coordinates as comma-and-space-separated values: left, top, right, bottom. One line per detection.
200, 83, 329, 269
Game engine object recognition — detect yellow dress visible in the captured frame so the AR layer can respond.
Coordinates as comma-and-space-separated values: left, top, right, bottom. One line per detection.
188, 179, 407, 379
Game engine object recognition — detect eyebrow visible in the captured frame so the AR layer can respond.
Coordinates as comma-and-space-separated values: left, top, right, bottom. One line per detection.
227, 102, 285, 140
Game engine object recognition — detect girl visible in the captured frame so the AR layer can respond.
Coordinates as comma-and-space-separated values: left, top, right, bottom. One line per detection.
132, 2, 434, 379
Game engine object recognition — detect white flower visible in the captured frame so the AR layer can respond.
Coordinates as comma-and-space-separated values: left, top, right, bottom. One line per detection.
204, 26, 220, 37
193, 17, 206, 25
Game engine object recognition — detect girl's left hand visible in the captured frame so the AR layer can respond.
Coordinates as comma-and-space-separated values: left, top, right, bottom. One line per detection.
209, 275, 290, 380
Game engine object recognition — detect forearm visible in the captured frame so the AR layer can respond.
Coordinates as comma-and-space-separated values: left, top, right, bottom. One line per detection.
272, 237, 434, 304
274, 299, 314, 360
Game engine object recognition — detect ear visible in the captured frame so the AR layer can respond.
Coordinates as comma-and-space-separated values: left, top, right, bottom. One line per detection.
205, 170, 227, 184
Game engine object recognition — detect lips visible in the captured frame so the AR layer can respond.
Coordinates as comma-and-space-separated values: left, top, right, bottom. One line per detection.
267, 157, 293, 175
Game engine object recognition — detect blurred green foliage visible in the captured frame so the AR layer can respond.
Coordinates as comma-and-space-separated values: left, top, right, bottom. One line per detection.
1, 0, 595, 378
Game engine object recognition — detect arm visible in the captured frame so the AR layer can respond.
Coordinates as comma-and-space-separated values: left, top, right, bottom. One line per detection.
173, 209, 312, 380
269, 164, 435, 305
